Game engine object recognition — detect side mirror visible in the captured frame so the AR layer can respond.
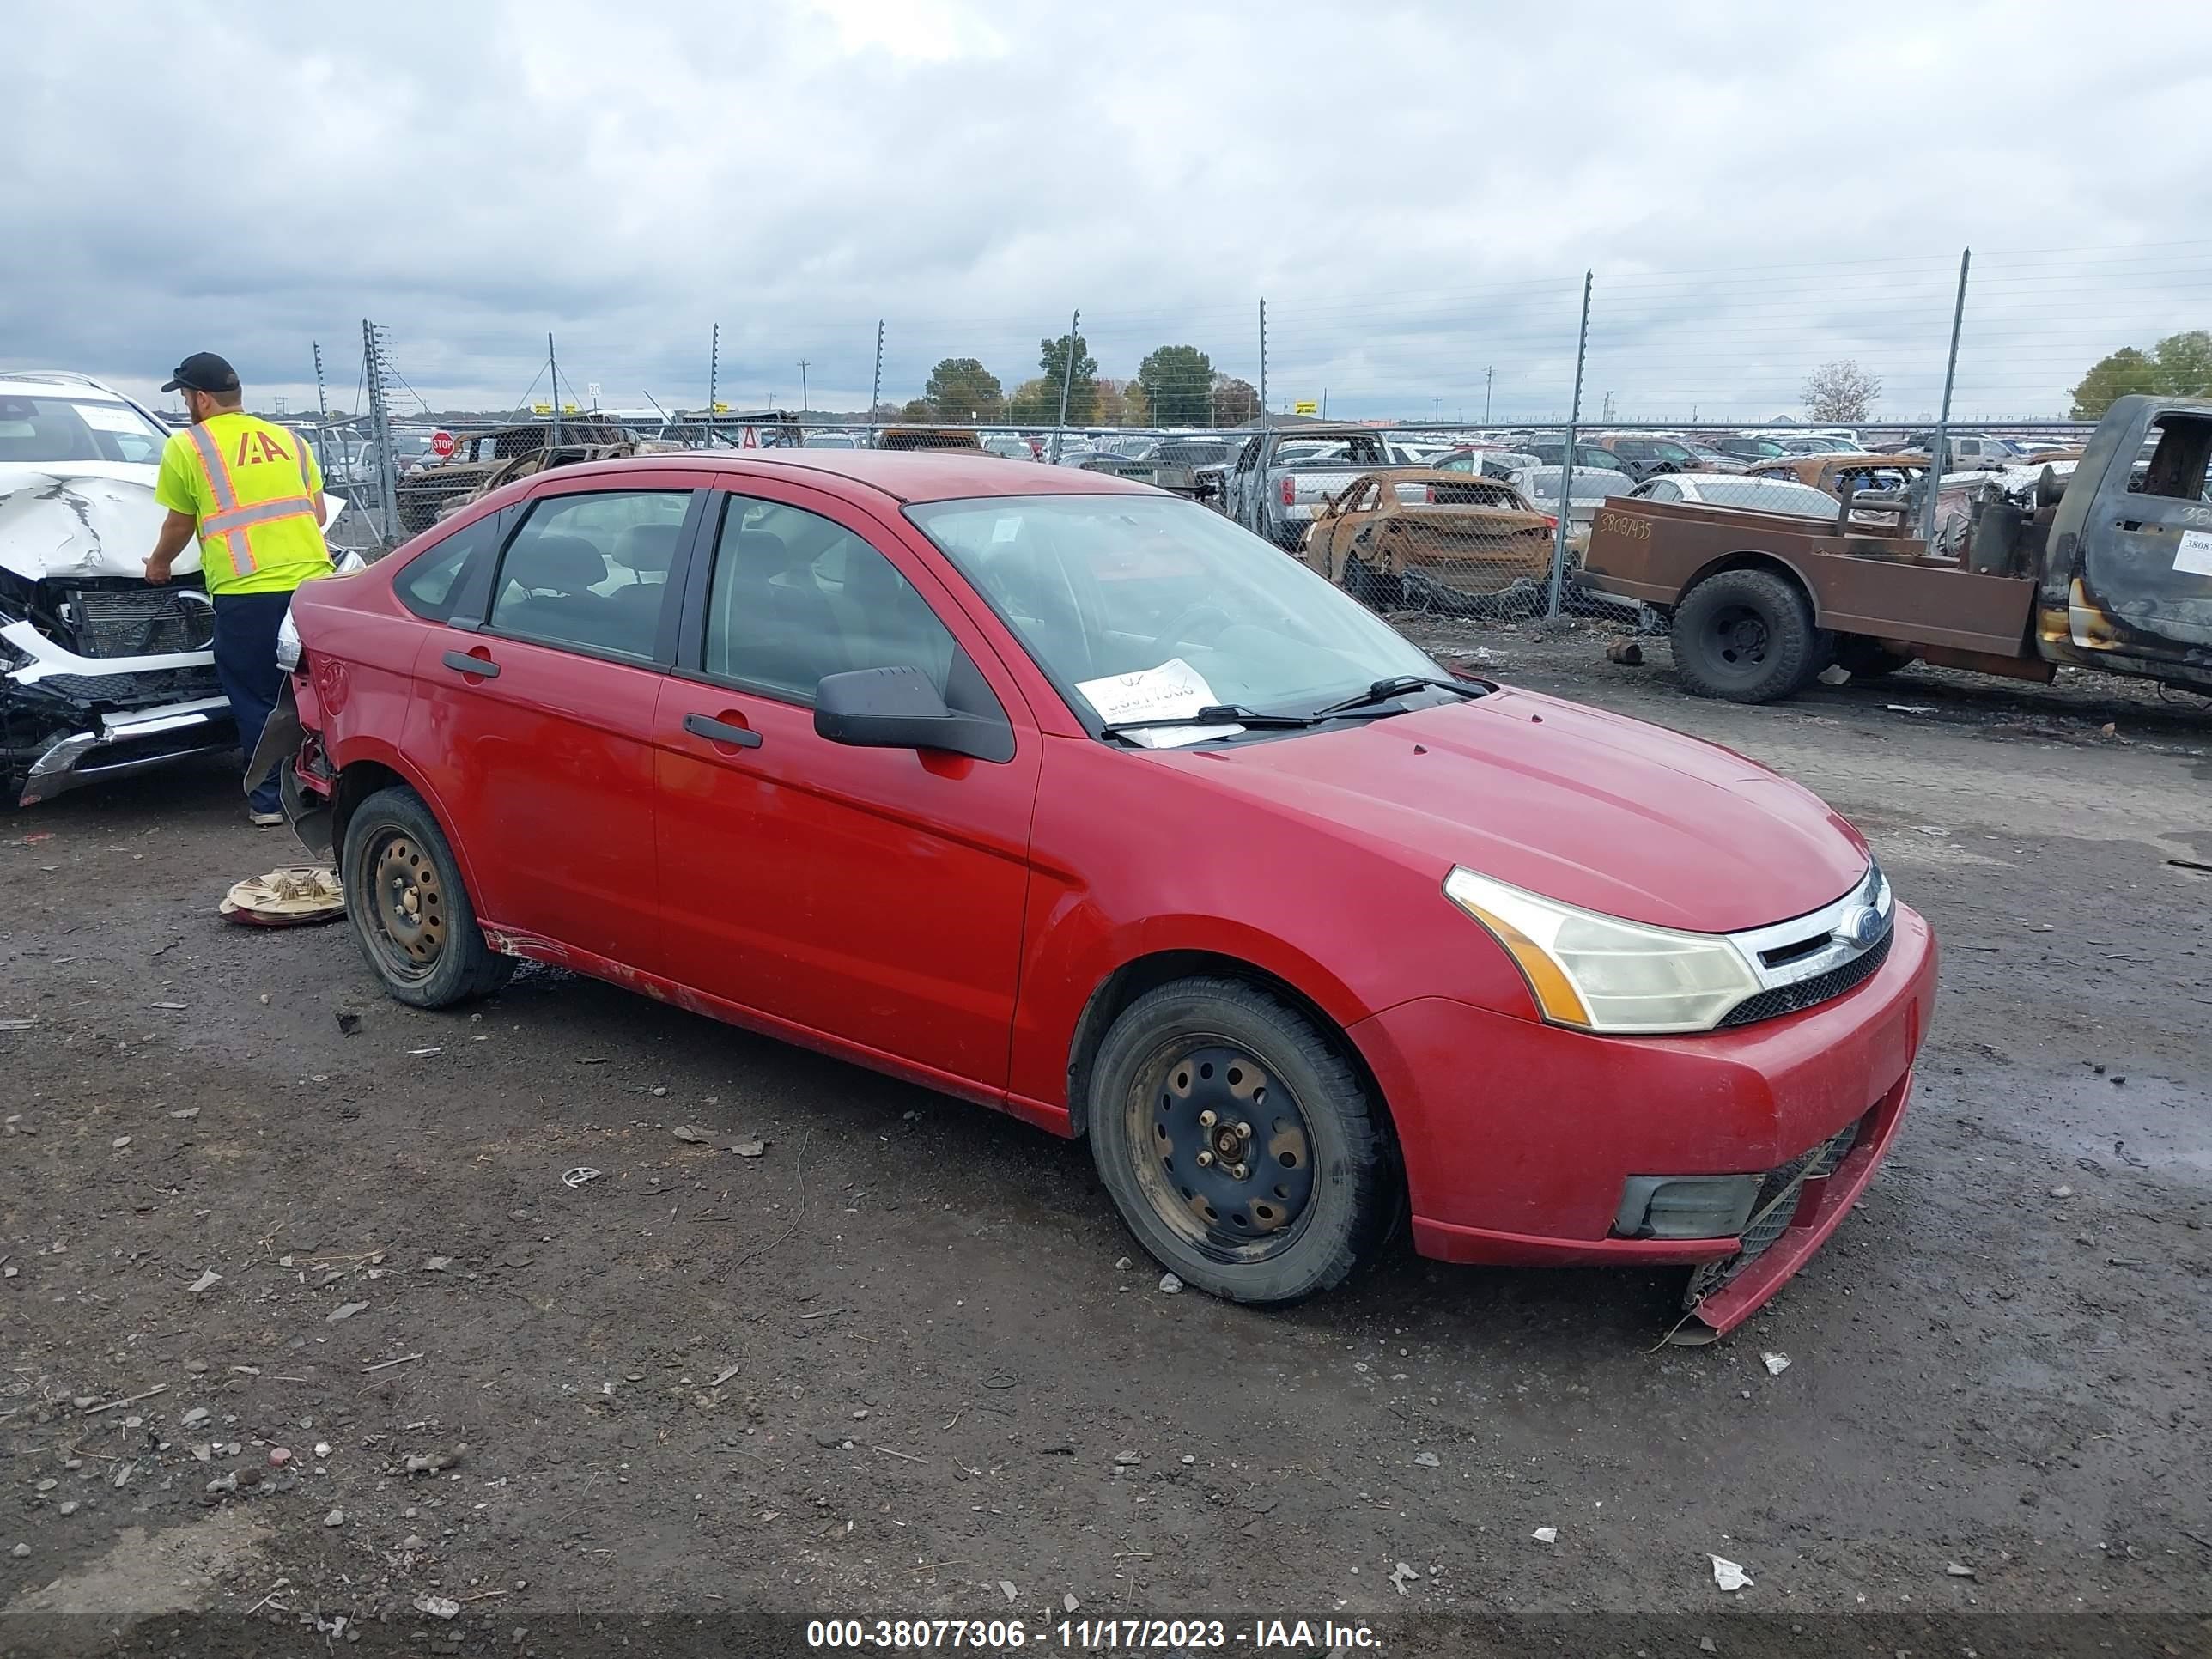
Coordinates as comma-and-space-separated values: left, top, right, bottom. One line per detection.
813, 665, 1015, 763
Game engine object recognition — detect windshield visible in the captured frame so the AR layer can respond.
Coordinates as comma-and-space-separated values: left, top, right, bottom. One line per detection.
908, 495, 1441, 729
1516, 466, 1632, 504
0, 395, 169, 465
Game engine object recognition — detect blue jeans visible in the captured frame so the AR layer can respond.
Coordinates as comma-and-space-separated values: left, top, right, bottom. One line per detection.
210, 591, 295, 814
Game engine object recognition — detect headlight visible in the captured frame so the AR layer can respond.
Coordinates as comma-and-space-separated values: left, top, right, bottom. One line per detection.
1443, 866, 1762, 1035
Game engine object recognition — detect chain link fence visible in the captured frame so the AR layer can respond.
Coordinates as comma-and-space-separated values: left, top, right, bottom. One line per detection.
293, 244, 2143, 634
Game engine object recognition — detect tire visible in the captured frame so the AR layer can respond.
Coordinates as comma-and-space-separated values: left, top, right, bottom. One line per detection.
340, 784, 514, 1008
1086, 977, 1391, 1305
1343, 554, 1402, 609
1833, 634, 1917, 679
1669, 568, 1817, 703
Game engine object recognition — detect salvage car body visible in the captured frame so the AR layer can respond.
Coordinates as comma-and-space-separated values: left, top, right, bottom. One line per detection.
1219, 426, 1406, 548
0, 371, 343, 805
272, 450, 1936, 1330
1583, 396, 2212, 696
1300, 470, 1555, 607
393, 423, 634, 538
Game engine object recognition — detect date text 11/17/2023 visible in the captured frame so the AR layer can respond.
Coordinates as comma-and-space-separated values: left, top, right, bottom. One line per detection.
805, 1616, 1382, 1649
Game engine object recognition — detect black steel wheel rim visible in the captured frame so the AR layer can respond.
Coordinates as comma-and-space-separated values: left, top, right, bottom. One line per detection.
1127, 1039, 1317, 1261
1707, 603, 1771, 677
362, 830, 445, 985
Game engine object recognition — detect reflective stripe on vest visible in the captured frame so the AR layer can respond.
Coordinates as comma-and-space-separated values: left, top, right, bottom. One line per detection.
183, 422, 256, 575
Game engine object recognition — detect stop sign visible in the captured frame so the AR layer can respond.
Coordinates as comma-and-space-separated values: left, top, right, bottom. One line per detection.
430, 429, 456, 459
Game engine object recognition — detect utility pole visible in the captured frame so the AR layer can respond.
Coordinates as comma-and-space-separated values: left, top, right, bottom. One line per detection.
870, 320, 884, 440
547, 333, 561, 447
1484, 366, 1492, 425
1050, 308, 1079, 464
313, 343, 329, 421
1923, 247, 1972, 544
708, 324, 720, 417
797, 359, 810, 416
1258, 298, 1269, 429
1432, 396, 1440, 422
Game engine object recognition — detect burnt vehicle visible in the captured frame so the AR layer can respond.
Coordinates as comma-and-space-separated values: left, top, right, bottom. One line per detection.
1581, 395, 2212, 702
394, 423, 635, 537
0, 372, 344, 805
1300, 469, 1556, 612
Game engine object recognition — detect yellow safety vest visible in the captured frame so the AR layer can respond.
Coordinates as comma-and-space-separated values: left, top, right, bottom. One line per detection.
174, 415, 333, 595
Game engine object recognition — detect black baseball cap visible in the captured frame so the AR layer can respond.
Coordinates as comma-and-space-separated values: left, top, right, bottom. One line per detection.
161, 352, 240, 394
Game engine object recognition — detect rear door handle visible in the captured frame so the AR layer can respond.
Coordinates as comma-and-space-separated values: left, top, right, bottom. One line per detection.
442, 649, 500, 679
684, 712, 763, 749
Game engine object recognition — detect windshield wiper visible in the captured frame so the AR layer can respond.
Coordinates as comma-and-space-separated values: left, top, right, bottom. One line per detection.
1310, 675, 1486, 717
1102, 703, 1323, 737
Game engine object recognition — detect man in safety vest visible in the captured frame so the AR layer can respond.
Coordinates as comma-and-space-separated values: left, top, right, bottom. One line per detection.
143, 352, 333, 826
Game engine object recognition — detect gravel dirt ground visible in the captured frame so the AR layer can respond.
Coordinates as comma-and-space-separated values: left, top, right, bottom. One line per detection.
3, 619, 2209, 1656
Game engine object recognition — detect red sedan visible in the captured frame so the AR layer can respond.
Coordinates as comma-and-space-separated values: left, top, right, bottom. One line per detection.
271, 451, 1936, 1328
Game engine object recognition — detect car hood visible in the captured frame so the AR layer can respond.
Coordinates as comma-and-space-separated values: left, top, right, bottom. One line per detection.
1161, 686, 1869, 933
0, 466, 203, 581
0, 465, 346, 582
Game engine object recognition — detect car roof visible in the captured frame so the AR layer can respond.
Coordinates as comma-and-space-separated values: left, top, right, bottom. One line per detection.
527, 448, 1162, 505
0, 370, 135, 401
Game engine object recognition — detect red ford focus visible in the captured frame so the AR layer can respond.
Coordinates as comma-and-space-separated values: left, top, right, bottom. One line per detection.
270, 451, 1936, 1329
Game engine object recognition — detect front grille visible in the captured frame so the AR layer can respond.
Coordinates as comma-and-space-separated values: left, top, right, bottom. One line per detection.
1719, 930, 1892, 1028
31, 665, 223, 707
1685, 1117, 1865, 1308
65, 589, 216, 658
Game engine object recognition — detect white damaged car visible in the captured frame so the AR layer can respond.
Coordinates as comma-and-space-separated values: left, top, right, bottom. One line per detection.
0, 370, 343, 806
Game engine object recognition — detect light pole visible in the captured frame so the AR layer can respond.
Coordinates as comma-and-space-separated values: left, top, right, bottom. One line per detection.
1484, 367, 1493, 425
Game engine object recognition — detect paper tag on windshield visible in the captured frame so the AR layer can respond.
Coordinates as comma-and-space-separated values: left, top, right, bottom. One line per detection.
2175, 529, 2212, 577
991, 517, 1020, 543
1125, 724, 1244, 750
76, 404, 147, 434
1075, 658, 1218, 725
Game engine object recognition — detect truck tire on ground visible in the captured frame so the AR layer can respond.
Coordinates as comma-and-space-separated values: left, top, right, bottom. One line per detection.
1669, 568, 1818, 703
341, 785, 514, 1008
1086, 977, 1391, 1305
1833, 635, 1917, 679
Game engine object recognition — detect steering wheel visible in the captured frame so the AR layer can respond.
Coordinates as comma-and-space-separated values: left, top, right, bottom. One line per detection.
1146, 603, 1234, 663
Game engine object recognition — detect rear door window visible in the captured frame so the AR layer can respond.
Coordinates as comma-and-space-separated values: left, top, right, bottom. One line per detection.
487, 489, 694, 662
395, 513, 505, 623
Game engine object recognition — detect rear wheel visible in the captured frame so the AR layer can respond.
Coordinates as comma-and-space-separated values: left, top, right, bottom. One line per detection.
1670, 568, 1817, 703
341, 785, 513, 1008
1087, 978, 1391, 1305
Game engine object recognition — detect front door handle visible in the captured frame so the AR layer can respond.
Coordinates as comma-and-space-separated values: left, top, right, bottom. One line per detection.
684, 712, 763, 749
442, 649, 500, 679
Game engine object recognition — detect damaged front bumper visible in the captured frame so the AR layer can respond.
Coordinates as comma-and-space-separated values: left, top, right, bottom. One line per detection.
3, 613, 232, 807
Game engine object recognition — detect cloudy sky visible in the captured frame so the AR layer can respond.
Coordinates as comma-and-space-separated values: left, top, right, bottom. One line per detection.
5, 0, 2209, 424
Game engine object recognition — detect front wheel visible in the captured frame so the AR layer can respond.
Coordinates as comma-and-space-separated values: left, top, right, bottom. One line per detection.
341, 785, 514, 1008
1342, 554, 1403, 608
1087, 978, 1392, 1304
1669, 568, 1817, 703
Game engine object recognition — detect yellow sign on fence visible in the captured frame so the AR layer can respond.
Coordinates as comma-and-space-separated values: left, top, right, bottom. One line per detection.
1293, 400, 1319, 416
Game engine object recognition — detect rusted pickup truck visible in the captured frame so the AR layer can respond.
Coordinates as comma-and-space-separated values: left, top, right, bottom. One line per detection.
1582, 394, 2212, 702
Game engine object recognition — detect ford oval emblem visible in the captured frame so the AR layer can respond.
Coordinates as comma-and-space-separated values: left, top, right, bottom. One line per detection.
1832, 905, 1884, 951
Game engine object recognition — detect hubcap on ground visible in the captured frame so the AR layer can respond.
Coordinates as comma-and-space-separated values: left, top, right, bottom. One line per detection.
368, 833, 445, 977
1131, 1042, 1316, 1255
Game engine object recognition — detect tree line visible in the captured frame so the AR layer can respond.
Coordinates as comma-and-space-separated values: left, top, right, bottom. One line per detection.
893, 337, 1260, 428
2071, 331, 2212, 419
